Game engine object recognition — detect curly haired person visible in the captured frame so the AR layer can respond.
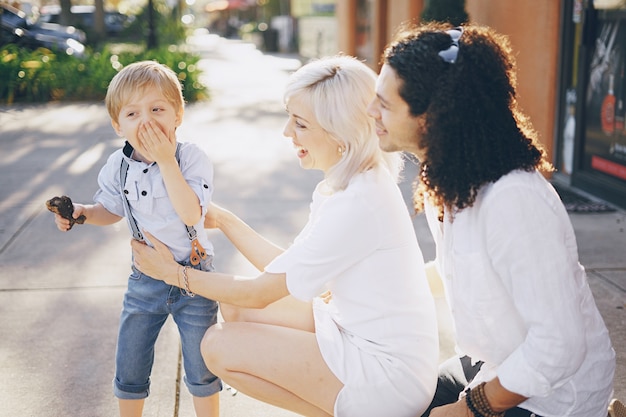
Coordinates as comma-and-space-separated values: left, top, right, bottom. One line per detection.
367, 22, 616, 417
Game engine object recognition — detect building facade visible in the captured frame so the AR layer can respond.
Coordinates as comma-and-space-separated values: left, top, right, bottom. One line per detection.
292, 0, 626, 209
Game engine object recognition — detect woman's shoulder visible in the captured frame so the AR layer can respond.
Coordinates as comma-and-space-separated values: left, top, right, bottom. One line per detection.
346, 166, 396, 191
325, 168, 403, 212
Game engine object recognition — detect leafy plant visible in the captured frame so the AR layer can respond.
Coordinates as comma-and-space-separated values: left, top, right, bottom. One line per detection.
0, 44, 209, 104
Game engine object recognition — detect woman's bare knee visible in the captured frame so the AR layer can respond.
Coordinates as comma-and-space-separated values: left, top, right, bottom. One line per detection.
201, 323, 225, 374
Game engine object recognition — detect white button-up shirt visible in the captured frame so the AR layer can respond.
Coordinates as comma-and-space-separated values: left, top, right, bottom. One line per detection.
425, 169, 615, 417
94, 141, 214, 262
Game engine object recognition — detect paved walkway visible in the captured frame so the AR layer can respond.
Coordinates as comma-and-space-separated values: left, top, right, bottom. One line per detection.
0, 32, 624, 416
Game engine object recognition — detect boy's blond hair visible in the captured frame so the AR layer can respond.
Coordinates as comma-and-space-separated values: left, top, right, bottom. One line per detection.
105, 60, 185, 124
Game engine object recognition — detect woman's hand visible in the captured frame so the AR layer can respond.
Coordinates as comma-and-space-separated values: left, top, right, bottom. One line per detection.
204, 202, 226, 229
429, 400, 472, 417
131, 231, 179, 286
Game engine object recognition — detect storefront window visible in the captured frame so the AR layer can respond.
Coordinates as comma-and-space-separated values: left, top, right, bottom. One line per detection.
584, 8, 626, 182
558, 0, 585, 175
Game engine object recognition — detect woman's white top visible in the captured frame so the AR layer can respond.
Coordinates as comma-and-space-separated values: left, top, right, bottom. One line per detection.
265, 166, 439, 417
425, 169, 615, 417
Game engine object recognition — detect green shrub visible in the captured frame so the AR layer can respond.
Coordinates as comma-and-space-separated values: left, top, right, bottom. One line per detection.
0, 43, 209, 104
0, 45, 61, 103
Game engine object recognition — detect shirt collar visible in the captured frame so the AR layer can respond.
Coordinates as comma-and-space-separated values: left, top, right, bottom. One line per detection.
122, 141, 134, 159
122, 141, 154, 166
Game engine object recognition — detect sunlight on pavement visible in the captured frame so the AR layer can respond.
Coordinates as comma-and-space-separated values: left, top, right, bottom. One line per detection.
68, 142, 107, 175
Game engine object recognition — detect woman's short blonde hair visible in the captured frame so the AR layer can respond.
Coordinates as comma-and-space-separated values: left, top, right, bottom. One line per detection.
105, 60, 185, 124
284, 55, 402, 192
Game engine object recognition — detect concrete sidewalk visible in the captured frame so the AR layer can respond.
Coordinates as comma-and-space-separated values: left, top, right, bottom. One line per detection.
0, 33, 624, 416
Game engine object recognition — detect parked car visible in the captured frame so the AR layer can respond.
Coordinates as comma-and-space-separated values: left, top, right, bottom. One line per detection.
0, 3, 86, 57
39, 5, 135, 36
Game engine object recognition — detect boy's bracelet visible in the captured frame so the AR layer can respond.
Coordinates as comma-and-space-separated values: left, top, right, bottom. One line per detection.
180, 265, 195, 297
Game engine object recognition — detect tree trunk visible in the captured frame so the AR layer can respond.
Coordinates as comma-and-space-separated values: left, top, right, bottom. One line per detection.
93, 0, 106, 40
59, 0, 72, 26
147, 0, 157, 49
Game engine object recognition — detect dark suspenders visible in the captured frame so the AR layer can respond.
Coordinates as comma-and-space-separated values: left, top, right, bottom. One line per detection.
120, 143, 207, 265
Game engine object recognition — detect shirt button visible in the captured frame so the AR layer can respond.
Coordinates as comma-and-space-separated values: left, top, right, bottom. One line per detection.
123, 190, 129, 195
141, 191, 147, 196
143, 168, 148, 173
203, 184, 209, 189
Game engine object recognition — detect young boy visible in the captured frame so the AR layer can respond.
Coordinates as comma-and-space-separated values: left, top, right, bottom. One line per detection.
50, 60, 221, 417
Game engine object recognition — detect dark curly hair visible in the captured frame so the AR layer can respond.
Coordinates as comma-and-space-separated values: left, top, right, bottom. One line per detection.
383, 22, 553, 220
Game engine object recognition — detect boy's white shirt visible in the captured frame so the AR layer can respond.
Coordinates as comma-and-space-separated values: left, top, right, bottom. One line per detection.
94, 141, 214, 262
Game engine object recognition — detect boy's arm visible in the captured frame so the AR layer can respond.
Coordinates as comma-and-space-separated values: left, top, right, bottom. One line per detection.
137, 120, 201, 226
52, 202, 122, 232
158, 158, 202, 226
81, 202, 124, 225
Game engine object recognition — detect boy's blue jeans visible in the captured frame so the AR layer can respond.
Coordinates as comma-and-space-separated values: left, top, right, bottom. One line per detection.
113, 256, 221, 400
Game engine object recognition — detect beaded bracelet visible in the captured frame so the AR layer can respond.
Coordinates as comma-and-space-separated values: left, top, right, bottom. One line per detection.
465, 389, 486, 417
180, 265, 195, 297
465, 383, 505, 417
